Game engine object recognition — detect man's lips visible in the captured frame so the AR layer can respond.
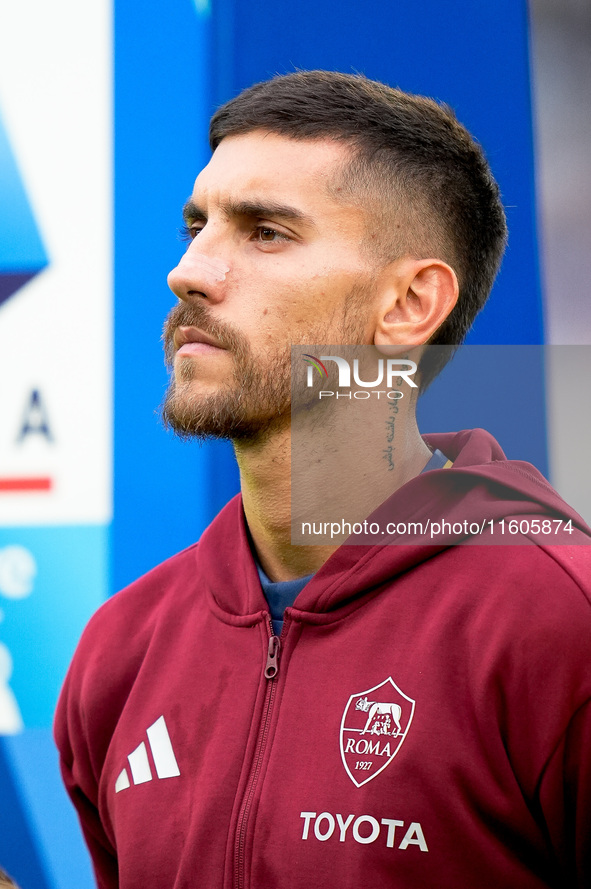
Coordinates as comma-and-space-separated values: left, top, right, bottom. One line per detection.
173, 326, 227, 356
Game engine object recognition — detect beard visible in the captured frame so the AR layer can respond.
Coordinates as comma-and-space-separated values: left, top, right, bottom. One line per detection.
162, 301, 292, 442
161, 285, 370, 443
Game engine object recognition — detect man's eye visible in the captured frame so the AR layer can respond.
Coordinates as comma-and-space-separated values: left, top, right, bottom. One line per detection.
179, 223, 203, 242
254, 227, 289, 242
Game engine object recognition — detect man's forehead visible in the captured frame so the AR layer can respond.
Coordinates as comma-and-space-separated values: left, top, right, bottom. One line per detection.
190, 131, 352, 211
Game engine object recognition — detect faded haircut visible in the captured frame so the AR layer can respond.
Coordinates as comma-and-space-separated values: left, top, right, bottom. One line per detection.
209, 70, 508, 388
0, 868, 19, 889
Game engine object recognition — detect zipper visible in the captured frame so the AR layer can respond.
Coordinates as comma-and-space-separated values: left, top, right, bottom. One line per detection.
233, 622, 281, 889
264, 634, 280, 679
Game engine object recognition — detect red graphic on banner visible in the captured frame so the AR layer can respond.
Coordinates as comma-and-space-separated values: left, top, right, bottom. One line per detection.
0, 478, 52, 493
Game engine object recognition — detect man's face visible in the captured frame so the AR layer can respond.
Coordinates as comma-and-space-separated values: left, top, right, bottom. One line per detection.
163, 131, 380, 441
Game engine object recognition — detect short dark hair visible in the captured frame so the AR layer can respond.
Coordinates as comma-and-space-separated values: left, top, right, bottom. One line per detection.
210, 70, 507, 384
0, 867, 19, 889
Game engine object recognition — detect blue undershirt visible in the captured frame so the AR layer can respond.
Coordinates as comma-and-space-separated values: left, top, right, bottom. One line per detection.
257, 448, 450, 635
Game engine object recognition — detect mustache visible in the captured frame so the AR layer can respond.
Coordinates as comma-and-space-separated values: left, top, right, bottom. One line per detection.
163, 301, 247, 366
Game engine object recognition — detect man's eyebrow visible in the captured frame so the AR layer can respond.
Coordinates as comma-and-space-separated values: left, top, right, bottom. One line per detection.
223, 198, 316, 227
182, 197, 316, 228
182, 200, 207, 223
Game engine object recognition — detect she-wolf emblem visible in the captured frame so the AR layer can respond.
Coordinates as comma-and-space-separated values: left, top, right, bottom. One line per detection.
355, 696, 403, 736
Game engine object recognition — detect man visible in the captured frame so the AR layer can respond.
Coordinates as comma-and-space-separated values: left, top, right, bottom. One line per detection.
55, 71, 591, 888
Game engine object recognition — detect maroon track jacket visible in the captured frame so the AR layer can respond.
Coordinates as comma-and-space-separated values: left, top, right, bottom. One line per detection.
55, 429, 591, 888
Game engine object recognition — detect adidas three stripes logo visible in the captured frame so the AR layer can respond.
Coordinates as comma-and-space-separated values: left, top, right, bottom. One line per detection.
115, 715, 180, 793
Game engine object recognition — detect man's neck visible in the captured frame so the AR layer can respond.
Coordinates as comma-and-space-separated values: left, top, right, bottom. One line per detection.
234, 394, 431, 582
235, 429, 337, 582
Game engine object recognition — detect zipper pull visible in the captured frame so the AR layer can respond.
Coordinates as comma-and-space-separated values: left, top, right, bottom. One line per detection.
265, 635, 280, 679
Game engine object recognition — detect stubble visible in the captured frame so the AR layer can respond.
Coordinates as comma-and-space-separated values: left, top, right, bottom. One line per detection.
161, 284, 372, 443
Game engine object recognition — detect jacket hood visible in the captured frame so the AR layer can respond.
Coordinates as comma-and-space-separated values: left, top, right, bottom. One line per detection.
198, 428, 591, 622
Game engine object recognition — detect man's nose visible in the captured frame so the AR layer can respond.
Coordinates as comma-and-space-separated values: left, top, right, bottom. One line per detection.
167, 238, 230, 303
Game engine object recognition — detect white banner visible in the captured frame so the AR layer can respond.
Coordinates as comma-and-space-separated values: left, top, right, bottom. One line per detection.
0, 0, 112, 526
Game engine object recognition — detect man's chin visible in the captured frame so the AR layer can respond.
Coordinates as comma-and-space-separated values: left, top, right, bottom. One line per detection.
173, 354, 230, 386
161, 385, 290, 443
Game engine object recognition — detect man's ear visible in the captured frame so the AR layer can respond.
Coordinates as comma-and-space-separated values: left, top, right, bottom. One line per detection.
373, 257, 459, 346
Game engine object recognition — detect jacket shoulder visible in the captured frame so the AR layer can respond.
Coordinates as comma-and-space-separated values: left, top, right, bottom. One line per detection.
54, 542, 204, 758
539, 543, 591, 608
85, 543, 200, 648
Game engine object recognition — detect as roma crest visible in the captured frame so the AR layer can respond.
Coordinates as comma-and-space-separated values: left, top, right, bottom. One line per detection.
340, 677, 415, 787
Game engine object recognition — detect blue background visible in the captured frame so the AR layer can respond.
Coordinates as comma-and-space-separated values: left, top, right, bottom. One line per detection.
113, 0, 544, 595
0, 0, 546, 886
